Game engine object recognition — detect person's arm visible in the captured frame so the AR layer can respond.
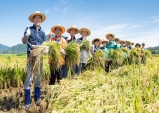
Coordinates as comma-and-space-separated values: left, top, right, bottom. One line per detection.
22, 27, 30, 44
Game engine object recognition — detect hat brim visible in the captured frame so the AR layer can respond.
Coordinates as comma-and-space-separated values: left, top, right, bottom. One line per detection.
51, 25, 65, 34
79, 28, 91, 36
120, 40, 125, 44
105, 33, 115, 39
92, 38, 102, 45
67, 28, 79, 34
114, 38, 120, 42
29, 12, 46, 23
102, 41, 108, 44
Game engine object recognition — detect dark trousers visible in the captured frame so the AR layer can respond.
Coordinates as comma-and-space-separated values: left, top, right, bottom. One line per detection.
49, 64, 62, 85
105, 60, 112, 73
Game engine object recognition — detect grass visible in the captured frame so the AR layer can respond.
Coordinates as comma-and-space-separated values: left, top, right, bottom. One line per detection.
46, 57, 159, 113
0, 51, 159, 112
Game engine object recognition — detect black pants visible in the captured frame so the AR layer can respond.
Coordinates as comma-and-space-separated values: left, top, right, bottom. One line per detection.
49, 64, 62, 85
105, 59, 112, 73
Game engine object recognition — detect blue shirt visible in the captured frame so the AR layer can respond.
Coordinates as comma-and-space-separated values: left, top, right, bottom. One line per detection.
24, 24, 46, 56
106, 41, 115, 50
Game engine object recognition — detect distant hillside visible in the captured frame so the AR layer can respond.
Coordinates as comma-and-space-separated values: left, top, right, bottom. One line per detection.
147, 46, 159, 54
3, 44, 27, 54
0, 43, 9, 53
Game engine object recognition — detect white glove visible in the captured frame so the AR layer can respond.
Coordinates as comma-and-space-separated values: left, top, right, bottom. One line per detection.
60, 49, 66, 55
25, 27, 30, 37
67, 36, 71, 41
43, 46, 50, 54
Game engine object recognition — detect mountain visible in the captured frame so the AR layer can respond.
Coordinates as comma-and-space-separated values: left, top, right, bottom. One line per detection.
0, 43, 9, 53
3, 44, 27, 54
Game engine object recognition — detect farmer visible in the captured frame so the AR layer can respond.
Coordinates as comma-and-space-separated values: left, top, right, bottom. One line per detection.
141, 43, 146, 65
135, 43, 141, 48
65, 25, 79, 44
125, 41, 132, 50
105, 33, 115, 72
114, 38, 121, 50
131, 42, 134, 48
141, 43, 145, 50
76, 28, 91, 73
91, 38, 102, 55
100, 39, 109, 58
65, 25, 80, 75
49, 24, 67, 85
120, 40, 125, 48
22, 11, 46, 109
105, 33, 115, 50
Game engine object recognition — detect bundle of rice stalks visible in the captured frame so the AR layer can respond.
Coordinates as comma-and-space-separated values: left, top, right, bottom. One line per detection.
79, 40, 91, 53
28, 47, 45, 74
108, 49, 125, 66
130, 48, 141, 58
43, 41, 62, 71
65, 41, 80, 76
121, 48, 130, 56
88, 50, 105, 69
144, 50, 151, 58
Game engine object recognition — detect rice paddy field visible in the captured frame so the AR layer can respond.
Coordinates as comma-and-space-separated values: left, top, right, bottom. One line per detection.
0, 54, 159, 113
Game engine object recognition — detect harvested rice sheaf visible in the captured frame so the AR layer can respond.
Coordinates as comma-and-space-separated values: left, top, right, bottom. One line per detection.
92, 50, 105, 68
108, 49, 125, 66
121, 48, 130, 56
65, 41, 81, 71
43, 41, 62, 71
80, 40, 91, 53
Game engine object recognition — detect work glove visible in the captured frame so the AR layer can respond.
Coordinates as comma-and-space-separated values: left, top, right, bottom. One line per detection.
25, 27, 30, 37
60, 49, 66, 55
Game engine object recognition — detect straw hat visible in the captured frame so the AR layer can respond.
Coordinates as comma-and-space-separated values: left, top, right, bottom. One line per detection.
51, 24, 65, 34
79, 28, 91, 36
67, 25, 79, 34
135, 43, 141, 48
131, 42, 134, 45
102, 39, 109, 44
29, 11, 46, 23
125, 40, 131, 44
114, 38, 120, 42
92, 38, 102, 45
105, 33, 115, 39
120, 40, 125, 44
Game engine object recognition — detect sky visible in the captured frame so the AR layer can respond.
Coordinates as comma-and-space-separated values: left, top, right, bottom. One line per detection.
0, 0, 159, 47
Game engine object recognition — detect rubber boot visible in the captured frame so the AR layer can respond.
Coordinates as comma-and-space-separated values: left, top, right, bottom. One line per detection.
34, 87, 40, 105
24, 89, 30, 109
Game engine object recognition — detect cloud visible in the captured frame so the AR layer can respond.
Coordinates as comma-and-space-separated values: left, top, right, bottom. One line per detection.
128, 24, 141, 29
103, 24, 128, 31
44, 9, 49, 14
60, 0, 67, 4
148, 16, 159, 23
63, 6, 70, 16
54, 6, 58, 11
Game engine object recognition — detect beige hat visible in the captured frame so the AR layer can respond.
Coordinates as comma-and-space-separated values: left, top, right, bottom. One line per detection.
29, 11, 46, 23
51, 24, 65, 34
102, 39, 109, 44
92, 38, 102, 45
114, 38, 120, 42
105, 33, 115, 39
120, 40, 125, 44
125, 40, 131, 44
67, 25, 79, 34
131, 42, 134, 45
79, 28, 91, 36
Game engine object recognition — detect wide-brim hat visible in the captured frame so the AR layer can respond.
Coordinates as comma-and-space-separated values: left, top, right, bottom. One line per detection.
79, 28, 91, 36
102, 39, 109, 44
125, 40, 131, 44
92, 38, 102, 45
120, 40, 125, 44
67, 25, 79, 34
51, 24, 65, 34
131, 42, 134, 45
135, 43, 141, 47
29, 11, 46, 23
114, 38, 120, 42
105, 33, 115, 39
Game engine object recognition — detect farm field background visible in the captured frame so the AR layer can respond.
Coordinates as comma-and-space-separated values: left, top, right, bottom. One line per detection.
0, 54, 159, 112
